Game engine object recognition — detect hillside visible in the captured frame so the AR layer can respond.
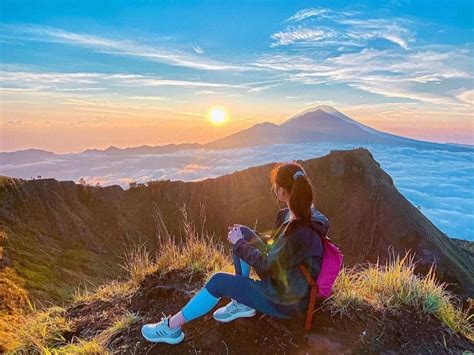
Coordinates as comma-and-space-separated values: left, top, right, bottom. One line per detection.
5, 227, 473, 353
1, 148, 473, 309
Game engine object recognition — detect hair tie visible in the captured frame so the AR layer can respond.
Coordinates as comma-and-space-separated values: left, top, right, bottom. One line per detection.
293, 170, 305, 180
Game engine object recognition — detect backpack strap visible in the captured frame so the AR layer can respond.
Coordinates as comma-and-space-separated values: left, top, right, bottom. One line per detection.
298, 263, 318, 330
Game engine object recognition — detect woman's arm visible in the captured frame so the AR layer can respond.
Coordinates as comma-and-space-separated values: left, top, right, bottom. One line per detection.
232, 231, 290, 278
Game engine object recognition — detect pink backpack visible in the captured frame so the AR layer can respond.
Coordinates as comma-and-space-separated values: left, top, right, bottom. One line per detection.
298, 234, 344, 330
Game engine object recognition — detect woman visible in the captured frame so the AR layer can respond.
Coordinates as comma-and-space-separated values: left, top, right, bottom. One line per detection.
141, 162, 330, 345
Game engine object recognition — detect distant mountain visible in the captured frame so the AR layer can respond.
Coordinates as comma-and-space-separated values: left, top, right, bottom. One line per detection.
0, 143, 203, 166
2, 106, 471, 159
83, 143, 202, 155
1, 148, 472, 306
0, 148, 55, 165
205, 106, 470, 150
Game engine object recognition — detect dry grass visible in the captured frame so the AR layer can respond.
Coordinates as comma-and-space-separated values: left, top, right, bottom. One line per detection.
52, 339, 109, 355
152, 203, 233, 277
72, 279, 134, 304
96, 311, 140, 346
8, 306, 70, 354
121, 243, 156, 285
9, 309, 139, 354
326, 251, 473, 341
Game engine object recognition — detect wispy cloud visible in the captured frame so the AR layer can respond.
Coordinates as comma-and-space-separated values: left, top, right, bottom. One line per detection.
247, 83, 280, 93
1, 25, 254, 72
285, 8, 330, 22
192, 45, 204, 54
255, 44, 473, 107
271, 27, 336, 47
456, 89, 474, 105
0, 70, 245, 91
273, 8, 413, 50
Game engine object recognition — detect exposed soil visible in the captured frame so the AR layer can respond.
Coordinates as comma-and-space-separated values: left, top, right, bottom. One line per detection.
64, 270, 473, 354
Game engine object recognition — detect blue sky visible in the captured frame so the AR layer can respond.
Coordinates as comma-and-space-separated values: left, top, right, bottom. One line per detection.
1, 0, 473, 152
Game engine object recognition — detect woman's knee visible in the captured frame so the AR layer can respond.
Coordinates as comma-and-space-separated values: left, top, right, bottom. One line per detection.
238, 226, 266, 251
204, 272, 232, 297
239, 225, 259, 242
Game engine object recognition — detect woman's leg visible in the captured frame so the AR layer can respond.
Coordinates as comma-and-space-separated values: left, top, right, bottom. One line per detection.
233, 225, 267, 277
172, 272, 288, 328
171, 229, 271, 329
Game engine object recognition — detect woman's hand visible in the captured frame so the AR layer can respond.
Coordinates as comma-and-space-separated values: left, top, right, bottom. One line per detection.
227, 225, 244, 245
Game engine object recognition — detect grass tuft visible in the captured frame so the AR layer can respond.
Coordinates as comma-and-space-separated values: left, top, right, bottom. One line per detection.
152, 204, 232, 277
52, 339, 109, 354
96, 311, 140, 345
9, 306, 70, 353
121, 243, 155, 285
326, 251, 473, 341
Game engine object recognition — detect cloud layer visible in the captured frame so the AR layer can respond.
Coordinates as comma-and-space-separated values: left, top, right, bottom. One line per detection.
1, 143, 472, 240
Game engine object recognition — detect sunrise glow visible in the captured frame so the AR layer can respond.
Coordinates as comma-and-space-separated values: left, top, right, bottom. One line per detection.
209, 106, 228, 125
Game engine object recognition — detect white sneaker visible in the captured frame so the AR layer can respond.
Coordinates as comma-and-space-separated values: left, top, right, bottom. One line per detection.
212, 299, 256, 323
141, 313, 185, 344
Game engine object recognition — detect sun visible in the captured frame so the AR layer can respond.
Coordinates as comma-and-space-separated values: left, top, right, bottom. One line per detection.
208, 106, 228, 125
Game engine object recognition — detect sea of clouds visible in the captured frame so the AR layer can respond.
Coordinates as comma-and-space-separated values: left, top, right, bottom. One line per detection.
1, 143, 473, 240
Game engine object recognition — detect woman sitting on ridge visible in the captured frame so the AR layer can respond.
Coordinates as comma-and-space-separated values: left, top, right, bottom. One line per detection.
141, 161, 330, 345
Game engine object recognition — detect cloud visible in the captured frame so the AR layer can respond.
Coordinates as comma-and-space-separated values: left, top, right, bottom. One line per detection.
192, 45, 204, 54
1, 142, 472, 240
456, 89, 474, 104
285, 8, 330, 22
0, 69, 245, 96
273, 8, 413, 50
194, 90, 225, 95
254, 47, 473, 107
247, 83, 280, 93
271, 27, 336, 47
261, 7, 473, 110
1, 25, 254, 72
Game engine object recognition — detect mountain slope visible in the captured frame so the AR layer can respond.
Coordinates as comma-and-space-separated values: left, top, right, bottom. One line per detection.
204, 106, 470, 150
0, 148, 472, 306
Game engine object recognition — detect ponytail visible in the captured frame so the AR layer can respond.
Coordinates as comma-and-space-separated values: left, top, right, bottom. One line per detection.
289, 170, 313, 223
270, 161, 314, 224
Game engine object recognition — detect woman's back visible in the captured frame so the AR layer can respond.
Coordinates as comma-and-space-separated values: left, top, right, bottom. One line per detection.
255, 205, 329, 311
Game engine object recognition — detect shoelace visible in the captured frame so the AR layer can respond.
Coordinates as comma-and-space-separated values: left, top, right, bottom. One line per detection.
228, 299, 241, 312
160, 312, 170, 327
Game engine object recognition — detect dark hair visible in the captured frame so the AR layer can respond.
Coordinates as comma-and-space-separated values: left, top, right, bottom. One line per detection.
270, 161, 313, 223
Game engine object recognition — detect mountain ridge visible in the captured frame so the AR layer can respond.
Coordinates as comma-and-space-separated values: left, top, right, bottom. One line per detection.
1, 148, 472, 308
2, 106, 472, 157
205, 106, 471, 150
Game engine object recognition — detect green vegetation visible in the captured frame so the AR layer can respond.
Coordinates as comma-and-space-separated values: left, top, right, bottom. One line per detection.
8, 306, 70, 353
3, 206, 473, 353
7, 308, 139, 354
3, 226, 122, 304
50, 339, 109, 355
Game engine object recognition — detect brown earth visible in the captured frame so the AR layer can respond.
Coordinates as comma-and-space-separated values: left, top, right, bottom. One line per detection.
64, 269, 474, 354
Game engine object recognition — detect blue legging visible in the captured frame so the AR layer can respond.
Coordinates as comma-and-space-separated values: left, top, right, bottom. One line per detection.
181, 226, 290, 321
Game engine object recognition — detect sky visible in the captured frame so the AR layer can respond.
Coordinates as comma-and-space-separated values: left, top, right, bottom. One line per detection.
1, 0, 473, 152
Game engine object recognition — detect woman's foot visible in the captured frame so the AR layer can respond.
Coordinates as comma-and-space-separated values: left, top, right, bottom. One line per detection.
141, 314, 185, 344
213, 299, 256, 323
